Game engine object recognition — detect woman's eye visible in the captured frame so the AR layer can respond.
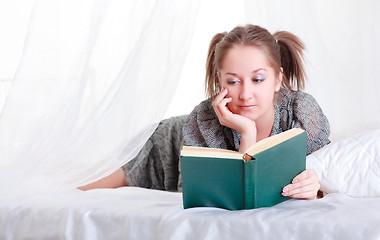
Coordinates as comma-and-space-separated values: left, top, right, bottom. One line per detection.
253, 77, 265, 83
227, 79, 240, 85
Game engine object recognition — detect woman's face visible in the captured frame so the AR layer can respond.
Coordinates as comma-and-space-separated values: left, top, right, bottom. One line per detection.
219, 45, 282, 123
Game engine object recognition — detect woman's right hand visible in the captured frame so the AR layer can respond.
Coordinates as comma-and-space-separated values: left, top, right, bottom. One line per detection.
212, 88, 257, 152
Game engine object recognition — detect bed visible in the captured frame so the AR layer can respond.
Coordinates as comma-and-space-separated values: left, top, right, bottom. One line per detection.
1, 128, 379, 239
1, 0, 380, 238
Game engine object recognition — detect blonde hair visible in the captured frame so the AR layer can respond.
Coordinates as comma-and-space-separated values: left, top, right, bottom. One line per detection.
205, 24, 306, 100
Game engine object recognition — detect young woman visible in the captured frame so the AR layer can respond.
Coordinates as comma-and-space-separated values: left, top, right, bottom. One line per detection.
80, 25, 330, 200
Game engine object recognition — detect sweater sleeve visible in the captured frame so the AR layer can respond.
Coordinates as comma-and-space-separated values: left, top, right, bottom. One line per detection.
183, 99, 237, 150
292, 92, 331, 155
121, 115, 188, 191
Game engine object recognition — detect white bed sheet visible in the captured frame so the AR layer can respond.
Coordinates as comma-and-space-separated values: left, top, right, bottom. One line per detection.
2, 129, 380, 239
1, 187, 380, 240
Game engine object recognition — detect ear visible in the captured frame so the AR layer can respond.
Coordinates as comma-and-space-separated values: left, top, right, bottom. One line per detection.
275, 67, 283, 92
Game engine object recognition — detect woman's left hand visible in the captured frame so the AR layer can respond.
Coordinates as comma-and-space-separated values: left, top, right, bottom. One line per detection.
282, 169, 320, 200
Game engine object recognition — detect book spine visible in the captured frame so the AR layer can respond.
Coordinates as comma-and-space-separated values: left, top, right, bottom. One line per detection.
244, 160, 257, 209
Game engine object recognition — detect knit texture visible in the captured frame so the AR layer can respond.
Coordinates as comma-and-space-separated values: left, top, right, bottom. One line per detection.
122, 115, 188, 191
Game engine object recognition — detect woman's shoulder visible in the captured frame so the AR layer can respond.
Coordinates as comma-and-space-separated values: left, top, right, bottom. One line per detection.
185, 98, 221, 124
190, 99, 213, 115
183, 99, 235, 149
275, 88, 330, 154
183, 99, 216, 143
276, 87, 328, 123
276, 88, 319, 109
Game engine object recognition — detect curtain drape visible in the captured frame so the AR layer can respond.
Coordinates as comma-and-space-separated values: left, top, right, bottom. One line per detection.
0, 0, 200, 198
1, 0, 379, 199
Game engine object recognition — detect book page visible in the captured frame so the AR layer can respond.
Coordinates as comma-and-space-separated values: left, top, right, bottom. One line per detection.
181, 146, 243, 159
245, 128, 305, 156
181, 128, 305, 160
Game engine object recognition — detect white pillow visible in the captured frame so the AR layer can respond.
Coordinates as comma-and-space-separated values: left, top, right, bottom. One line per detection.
307, 128, 380, 197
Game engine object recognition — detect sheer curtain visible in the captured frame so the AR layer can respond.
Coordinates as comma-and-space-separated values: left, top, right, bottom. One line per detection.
1, 0, 379, 198
0, 0, 199, 198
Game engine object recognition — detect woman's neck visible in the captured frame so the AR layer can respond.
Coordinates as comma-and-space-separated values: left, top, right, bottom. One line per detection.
255, 106, 275, 142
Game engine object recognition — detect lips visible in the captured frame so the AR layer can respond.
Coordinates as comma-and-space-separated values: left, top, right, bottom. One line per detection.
240, 105, 256, 110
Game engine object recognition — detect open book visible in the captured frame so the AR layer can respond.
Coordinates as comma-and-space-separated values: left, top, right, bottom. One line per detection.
180, 128, 307, 210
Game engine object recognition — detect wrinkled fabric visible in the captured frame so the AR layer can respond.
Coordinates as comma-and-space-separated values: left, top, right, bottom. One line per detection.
1, 188, 379, 239
0, 0, 200, 197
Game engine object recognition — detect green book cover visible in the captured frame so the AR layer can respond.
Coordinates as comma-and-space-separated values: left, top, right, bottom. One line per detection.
180, 128, 307, 210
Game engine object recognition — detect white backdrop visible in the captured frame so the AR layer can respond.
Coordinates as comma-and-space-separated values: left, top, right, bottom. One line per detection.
0, 0, 379, 197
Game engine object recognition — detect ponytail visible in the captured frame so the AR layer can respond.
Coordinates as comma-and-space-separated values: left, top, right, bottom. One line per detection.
205, 32, 227, 100
273, 31, 306, 91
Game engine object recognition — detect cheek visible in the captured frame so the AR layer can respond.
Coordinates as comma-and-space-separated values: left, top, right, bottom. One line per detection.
254, 86, 275, 103
260, 91, 276, 106
224, 86, 236, 99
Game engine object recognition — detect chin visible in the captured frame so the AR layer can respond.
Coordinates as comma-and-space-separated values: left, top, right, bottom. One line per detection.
230, 107, 258, 121
237, 112, 257, 121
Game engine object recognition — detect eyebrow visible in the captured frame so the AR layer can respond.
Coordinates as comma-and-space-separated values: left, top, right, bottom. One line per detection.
224, 68, 266, 76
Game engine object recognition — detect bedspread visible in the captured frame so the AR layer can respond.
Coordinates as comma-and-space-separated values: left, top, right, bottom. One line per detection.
1, 187, 380, 240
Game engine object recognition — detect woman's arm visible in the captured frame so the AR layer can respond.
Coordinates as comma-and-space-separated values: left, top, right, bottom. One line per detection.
212, 88, 257, 153
78, 168, 127, 191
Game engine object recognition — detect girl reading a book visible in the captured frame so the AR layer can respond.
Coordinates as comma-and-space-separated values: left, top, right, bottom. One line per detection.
80, 25, 330, 201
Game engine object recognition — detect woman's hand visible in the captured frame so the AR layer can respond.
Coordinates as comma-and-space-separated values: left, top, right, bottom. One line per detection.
282, 169, 320, 200
212, 88, 257, 152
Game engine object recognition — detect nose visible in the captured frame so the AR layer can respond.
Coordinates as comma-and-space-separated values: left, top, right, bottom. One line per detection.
239, 81, 254, 100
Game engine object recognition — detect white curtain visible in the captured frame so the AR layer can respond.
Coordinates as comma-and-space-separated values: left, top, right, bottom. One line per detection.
0, 0, 199, 198
1, 0, 379, 198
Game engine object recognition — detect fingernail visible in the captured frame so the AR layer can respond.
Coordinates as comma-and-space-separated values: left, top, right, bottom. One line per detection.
283, 187, 288, 192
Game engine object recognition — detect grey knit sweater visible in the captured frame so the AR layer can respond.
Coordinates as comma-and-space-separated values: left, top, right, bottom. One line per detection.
122, 88, 330, 192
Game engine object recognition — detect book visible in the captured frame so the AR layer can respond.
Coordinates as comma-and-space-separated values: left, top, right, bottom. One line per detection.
180, 128, 307, 210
